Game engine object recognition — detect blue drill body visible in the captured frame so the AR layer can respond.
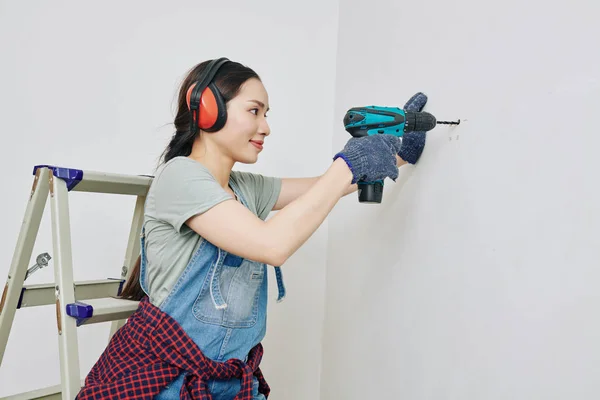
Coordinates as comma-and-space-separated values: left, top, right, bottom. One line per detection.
343, 105, 438, 138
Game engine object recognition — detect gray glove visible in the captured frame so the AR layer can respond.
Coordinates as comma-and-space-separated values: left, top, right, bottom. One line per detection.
333, 134, 401, 184
398, 92, 428, 164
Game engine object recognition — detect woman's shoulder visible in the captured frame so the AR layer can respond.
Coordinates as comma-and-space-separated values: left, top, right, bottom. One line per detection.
150, 157, 216, 189
147, 157, 225, 204
157, 156, 210, 177
145, 157, 233, 232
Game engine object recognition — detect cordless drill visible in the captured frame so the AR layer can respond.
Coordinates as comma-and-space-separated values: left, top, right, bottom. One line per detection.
343, 105, 458, 203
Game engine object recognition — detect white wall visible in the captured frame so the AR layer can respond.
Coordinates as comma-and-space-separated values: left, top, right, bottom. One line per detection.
0, 1, 338, 397
321, 0, 600, 399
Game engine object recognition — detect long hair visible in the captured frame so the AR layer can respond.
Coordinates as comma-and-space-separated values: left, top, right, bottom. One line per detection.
119, 59, 260, 301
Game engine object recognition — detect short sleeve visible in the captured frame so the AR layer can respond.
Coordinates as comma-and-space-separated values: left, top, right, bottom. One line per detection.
232, 171, 282, 220
151, 158, 234, 233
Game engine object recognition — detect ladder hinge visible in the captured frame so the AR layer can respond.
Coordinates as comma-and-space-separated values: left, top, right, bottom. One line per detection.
30, 168, 41, 200
0, 283, 8, 314
49, 172, 54, 197
55, 299, 62, 334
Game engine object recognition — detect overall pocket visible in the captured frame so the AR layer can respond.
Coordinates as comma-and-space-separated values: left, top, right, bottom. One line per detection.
193, 257, 264, 328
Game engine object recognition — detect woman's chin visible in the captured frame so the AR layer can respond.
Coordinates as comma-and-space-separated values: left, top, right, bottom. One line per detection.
235, 153, 259, 165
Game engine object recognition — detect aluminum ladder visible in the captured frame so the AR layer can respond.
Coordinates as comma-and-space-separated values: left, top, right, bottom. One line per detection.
0, 165, 153, 399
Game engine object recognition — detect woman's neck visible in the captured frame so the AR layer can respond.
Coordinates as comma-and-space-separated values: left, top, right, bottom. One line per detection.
188, 139, 234, 189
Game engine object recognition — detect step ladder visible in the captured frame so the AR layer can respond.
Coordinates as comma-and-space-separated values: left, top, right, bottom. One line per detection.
0, 165, 153, 399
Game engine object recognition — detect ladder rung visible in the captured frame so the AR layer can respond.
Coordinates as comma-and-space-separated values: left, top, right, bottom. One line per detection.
0, 385, 61, 400
33, 165, 153, 196
18, 279, 124, 309
0, 380, 85, 399
69, 170, 152, 196
66, 298, 139, 326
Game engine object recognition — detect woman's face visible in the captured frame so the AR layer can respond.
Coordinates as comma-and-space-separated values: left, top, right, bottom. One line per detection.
211, 78, 271, 164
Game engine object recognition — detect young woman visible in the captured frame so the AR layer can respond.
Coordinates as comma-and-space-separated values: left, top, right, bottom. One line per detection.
76, 58, 428, 400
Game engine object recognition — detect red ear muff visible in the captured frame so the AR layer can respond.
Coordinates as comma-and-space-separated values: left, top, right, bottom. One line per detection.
186, 82, 222, 130
186, 57, 230, 133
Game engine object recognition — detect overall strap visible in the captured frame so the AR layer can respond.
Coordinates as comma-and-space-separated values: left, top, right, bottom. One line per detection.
139, 224, 150, 295
209, 248, 228, 309
274, 266, 286, 302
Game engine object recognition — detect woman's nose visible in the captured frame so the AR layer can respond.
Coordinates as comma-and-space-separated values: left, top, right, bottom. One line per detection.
260, 119, 271, 136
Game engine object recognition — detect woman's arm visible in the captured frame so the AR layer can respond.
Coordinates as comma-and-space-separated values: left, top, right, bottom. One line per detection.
186, 158, 353, 266
273, 177, 357, 210
272, 155, 407, 210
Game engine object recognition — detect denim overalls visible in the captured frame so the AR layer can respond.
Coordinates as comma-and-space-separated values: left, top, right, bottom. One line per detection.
139, 179, 286, 399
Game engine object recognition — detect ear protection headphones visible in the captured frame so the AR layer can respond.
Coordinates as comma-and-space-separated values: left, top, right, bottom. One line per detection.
186, 57, 230, 134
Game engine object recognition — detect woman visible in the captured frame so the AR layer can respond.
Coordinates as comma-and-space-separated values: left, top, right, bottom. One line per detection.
76, 57, 428, 400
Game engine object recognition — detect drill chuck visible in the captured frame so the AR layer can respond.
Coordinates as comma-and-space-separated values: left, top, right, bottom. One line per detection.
404, 111, 437, 132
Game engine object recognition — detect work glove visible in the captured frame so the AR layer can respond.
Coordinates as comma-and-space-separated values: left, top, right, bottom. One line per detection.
398, 92, 428, 164
333, 134, 402, 184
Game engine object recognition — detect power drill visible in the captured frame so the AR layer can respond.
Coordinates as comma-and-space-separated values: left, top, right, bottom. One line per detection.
343, 105, 459, 203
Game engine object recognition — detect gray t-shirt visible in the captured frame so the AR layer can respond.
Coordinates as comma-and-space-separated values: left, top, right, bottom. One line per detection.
142, 156, 282, 307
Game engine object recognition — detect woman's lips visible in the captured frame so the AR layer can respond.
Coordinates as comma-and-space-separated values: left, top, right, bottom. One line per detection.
250, 140, 263, 150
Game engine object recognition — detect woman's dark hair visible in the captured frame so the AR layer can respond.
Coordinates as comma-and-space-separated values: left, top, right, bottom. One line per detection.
119, 59, 260, 301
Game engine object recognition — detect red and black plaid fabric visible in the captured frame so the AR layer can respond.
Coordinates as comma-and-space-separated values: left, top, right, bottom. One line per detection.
76, 296, 270, 399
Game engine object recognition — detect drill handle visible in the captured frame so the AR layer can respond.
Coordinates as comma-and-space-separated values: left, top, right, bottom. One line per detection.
357, 180, 384, 203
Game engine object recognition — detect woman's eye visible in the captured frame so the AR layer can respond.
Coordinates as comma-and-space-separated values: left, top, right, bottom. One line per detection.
250, 108, 267, 117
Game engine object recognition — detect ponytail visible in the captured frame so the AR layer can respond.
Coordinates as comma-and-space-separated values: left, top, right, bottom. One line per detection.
119, 255, 144, 301
160, 129, 196, 164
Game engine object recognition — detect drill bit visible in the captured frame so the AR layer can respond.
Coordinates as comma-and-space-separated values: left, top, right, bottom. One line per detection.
436, 119, 461, 125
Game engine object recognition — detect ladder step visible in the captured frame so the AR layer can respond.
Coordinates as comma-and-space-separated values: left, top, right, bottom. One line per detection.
18, 279, 125, 309
66, 298, 139, 326
0, 380, 85, 399
0, 384, 62, 400
33, 165, 152, 195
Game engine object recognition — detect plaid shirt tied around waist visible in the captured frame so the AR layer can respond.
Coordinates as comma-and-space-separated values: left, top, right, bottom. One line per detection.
76, 296, 270, 399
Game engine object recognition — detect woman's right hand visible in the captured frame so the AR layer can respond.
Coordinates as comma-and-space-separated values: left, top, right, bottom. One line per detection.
333, 134, 402, 184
